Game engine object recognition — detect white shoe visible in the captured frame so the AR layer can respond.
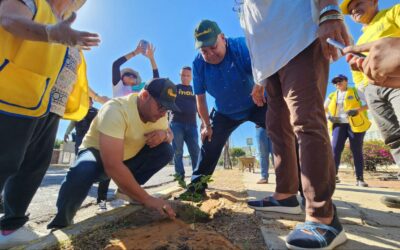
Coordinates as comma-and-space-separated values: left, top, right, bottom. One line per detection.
0, 226, 42, 249
114, 189, 140, 205
96, 200, 108, 214
356, 180, 368, 187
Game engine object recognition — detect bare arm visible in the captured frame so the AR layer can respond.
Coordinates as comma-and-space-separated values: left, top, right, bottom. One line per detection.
0, 0, 47, 41
196, 94, 213, 142
99, 133, 175, 218
89, 87, 109, 104
144, 43, 159, 77
0, 0, 100, 48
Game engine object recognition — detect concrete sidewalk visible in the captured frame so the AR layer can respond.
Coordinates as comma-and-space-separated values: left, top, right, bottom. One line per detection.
243, 171, 400, 250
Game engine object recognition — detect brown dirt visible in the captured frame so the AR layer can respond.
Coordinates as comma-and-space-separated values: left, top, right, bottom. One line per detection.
58, 169, 264, 250
104, 219, 240, 250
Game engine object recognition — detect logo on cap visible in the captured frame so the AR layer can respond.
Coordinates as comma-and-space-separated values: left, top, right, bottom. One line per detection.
195, 28, 212, 38
167, 88, 177, 98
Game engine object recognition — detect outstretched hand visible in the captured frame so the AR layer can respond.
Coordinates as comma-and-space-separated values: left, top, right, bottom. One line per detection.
47, 12, 100, 49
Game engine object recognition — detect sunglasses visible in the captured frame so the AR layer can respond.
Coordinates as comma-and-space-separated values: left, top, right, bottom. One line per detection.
122, 73, 137, 78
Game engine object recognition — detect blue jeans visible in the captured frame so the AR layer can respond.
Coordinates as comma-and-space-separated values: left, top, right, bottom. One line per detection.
170, 122, 200, 178
256, 127, 273, 179
75, 134, 111, 204
0, 113, 60, 230
191, 105, 267, 190
48, 143, 173, 228
332, 123, 366, 180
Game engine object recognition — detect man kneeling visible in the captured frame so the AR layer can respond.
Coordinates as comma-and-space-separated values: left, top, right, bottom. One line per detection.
48, 78, 178, 229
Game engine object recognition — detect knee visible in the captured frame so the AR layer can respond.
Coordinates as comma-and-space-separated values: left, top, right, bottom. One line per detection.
157, 143, 174, 163
174, 148, 183, 156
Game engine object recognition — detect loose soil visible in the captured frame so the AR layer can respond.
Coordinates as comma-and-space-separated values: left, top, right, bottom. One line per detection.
56, 169, 264, 250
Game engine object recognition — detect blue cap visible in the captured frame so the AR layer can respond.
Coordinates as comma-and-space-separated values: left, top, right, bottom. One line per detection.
331, 74, 348, 84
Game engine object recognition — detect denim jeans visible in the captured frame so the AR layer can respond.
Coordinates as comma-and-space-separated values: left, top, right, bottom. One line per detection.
256, 126, 273, 179
0, 113, 60, 230
170, 122, 200, 178
48, 143, 173, 228
191, 105, 266, 190
332, 123, 366, 180
75, 134, 111, 204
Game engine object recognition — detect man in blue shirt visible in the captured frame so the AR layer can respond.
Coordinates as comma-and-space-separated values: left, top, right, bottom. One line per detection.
179, 20, 266, 200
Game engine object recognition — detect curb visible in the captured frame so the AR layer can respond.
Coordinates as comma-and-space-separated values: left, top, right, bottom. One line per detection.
12, 186, 182, 250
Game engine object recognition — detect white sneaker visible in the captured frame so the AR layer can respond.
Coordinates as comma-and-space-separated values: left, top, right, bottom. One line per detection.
96, 200, 108, 214
0, 226, 42, 249
114, 189, 140, 205
356, 180, 368, 187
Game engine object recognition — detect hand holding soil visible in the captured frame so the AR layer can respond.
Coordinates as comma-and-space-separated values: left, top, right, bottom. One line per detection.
143, 197, 176, 219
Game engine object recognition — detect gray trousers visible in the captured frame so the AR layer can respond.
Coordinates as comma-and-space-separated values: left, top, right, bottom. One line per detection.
364, 84, 400, 166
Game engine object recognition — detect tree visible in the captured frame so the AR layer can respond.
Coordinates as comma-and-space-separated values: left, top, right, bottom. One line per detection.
230, 147, 246, 166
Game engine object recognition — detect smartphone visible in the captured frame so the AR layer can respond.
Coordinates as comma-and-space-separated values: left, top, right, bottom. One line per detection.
139, 40, 149, 54
326, 38, 366, 58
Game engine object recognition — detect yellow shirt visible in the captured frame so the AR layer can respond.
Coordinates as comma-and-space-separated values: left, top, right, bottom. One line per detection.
352, 4, 400, 87
81, 94, 168, 160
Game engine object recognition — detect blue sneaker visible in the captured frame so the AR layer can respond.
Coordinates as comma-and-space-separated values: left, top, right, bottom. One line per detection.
247, 195, 302, 214
286, 205, 347, 249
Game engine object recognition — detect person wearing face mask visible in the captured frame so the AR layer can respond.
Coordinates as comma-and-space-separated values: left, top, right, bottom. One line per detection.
0, 0, 100, 247
112, 41, 159, 97
178, 20, 267, 200
324, 74, 370, 187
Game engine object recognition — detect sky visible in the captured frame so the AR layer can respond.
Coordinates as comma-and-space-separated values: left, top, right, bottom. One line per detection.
58, 0, 400, 155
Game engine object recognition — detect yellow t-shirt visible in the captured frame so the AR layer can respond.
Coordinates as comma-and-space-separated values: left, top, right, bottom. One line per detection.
352, 4, 400, 87
81, 94, 168, 160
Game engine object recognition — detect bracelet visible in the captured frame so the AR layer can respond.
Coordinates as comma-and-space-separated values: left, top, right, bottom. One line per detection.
319, 14, 344, 25
164, 130, 169, 141
320, 4, 341, 18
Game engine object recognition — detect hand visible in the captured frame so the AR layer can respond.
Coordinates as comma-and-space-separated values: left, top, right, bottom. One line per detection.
251, 84, 266, 107
46, 12, 100, 50
346, 109, 359, 117
144, 43, 156, 59
318, 19, 351, 61
343, 38, 400, 83
64, 134, 69, 142
144, 130, 167, 148
143, 197, 176, 219
200, 125, 213, 142
134, 41, 144, 55
345, 53, 365, 72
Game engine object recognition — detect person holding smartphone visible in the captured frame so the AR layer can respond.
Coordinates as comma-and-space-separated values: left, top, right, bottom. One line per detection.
112, 40, 159, 97
324, 74, 370, 186
344, 37, 400, 88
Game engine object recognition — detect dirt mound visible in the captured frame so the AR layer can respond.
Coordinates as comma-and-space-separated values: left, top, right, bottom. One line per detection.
104, 219, 239, 250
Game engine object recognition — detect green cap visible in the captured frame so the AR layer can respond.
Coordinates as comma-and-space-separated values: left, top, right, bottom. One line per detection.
194, 20, 221, 49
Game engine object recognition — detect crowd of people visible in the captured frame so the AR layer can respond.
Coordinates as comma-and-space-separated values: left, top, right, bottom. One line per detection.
0, 0, 399, 249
